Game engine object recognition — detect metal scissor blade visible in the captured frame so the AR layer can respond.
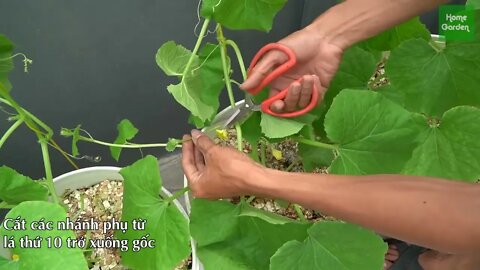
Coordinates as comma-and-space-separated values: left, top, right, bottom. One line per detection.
203, 103, 253, 138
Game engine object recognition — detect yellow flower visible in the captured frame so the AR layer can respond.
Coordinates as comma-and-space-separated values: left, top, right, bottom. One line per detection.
215, 129, 229, 141
12, 254, 20, 261
271, 147, 283, 160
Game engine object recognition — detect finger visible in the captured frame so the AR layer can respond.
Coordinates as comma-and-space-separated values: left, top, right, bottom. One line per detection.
385, 253, 399, 261
389, 244, 398, 249
271, 100, 285, 113
240, 50, 287, 91
191, 129, 216, 154
298, 75, 313, 108
313, 75, 326, 100
194, 144, 205, 170
181, 134, 198, 181
387, 250, 399, 256
284, 81, 301, 112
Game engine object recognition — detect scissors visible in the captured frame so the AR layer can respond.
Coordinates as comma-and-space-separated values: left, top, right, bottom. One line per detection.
204, 43, 319, 137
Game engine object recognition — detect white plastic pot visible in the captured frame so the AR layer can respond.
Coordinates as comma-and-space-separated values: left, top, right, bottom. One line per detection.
1, 167, 200, 270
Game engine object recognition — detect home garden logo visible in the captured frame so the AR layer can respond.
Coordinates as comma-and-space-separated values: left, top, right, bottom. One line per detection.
439, 5, 476, 41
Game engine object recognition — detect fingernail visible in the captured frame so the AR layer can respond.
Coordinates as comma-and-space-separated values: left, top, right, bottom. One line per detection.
191, 129, 202, 143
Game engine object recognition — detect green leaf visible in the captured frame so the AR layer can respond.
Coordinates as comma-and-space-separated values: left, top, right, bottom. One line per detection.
270, 222, 387, 270
201, 0, 288, 32
0, 166, 48, 204
118, 156, 190, 270
240, 111, 262, 146
157, 41, 224, 124
299, 142, 334, 172
325, 46, 378, 108
404, 107, 480, 182
156, 41, 192, 76
167, 79, 215, 122
70, 125, 81, 157
375, 84, 405, 107
386, 38, 480, 117
188, 114, 206, 128
110, 119, 139, 161
467, 0, 480, 9
0, 256, 19, 270
297, 125, 334, 171
190, 199, 310, 270
261, 113, 317, 139
363, 17, 431, 51
325, 90, 419, 175
198, 43, 225, 113
0, 35, 14, 91
0, 201, 88, 270
166, 138, 181, 152
314, 46, 377, 137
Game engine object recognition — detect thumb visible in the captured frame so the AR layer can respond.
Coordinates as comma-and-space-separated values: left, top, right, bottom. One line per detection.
240, 50, 287, 91
191, 129, 215, 153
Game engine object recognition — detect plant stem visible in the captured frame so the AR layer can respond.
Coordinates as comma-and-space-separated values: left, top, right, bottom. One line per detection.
294, 137, 338, 151
226, 39, 247, 80
249, 142, 260, 163
0, 118, 23, 149
246, 196, 256, 204
77, 136, 173, 149
284, 161, 297, 172
429, 38, 444, 52
235, 125, 243, 151
182, 19, 210, 79
217, 25, 245, 153
48, 139, 80, 169
165, 186, 191, 203
217, 25, 246, 202
0, 202, 15, 209
22, 108, 53, 138
260, 141, 267, 166
0, 86, 78, 169
39, 139, 59, 204
293, 204, 306, 222
217, 25, 236, 108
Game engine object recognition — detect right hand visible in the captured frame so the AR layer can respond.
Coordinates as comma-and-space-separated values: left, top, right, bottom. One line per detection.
241, 26, 344, 113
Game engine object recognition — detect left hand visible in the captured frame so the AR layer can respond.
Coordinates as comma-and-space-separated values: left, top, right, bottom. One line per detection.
181, 130, 266, 199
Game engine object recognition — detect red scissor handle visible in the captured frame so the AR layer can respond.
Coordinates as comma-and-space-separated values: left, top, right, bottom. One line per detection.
247, 43, 319, 118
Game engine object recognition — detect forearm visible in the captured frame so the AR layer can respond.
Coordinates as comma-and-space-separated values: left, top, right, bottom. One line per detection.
309, 0, 449, 49
250, 169, 480, 254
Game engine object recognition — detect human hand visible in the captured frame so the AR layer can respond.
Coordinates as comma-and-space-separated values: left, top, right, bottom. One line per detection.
181, 130, 266, 199
241, 27, 344, 113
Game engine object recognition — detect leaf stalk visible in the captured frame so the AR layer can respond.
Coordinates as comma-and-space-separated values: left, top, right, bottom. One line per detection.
182, 18, 210, 79
0, 118, 23, 149
76, 135, 174, 149
39, 138, 59, 204
294, 137, 338, 151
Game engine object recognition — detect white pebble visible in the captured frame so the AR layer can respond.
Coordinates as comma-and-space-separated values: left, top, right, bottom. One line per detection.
102, 200, 111, 209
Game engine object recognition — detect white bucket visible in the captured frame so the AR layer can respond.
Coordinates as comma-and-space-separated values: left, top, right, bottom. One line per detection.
1, 166, 200, 270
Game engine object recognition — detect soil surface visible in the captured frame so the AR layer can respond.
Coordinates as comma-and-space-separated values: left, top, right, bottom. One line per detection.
62, 180, 191, 270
